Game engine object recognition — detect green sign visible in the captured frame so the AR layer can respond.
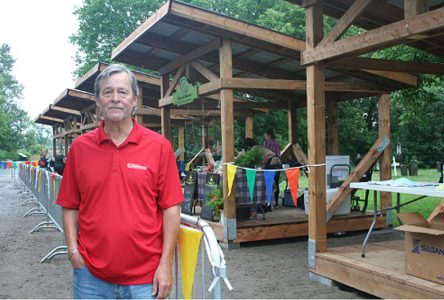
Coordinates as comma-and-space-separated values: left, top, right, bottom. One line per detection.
172, 77, 198, 106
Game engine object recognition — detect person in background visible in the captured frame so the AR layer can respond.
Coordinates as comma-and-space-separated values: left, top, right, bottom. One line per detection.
38, 150, 49, 169
54, 152, 66, 175
264, 128, 281, 158
56, 64, 183, 299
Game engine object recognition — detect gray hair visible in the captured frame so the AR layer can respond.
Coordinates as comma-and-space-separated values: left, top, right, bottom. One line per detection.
94, 64, 139, 98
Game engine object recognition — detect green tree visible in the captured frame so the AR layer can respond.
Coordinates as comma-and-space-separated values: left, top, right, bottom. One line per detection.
0, 43, 50, 160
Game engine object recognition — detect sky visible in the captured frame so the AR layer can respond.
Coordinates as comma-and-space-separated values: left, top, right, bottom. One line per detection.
0, 0, 82, 119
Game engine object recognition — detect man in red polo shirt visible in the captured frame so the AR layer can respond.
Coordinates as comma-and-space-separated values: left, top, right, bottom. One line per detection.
57, 64, 183, 299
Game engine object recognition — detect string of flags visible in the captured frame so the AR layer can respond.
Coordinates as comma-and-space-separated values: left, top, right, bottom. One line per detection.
225, 162, 325, 207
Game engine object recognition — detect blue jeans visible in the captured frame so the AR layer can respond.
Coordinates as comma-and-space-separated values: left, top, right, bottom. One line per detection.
73, 266, 154, 299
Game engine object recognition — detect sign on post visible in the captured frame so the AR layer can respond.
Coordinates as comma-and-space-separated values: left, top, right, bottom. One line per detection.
172, 77, 198, 106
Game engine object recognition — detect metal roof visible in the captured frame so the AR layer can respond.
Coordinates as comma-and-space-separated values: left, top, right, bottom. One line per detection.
111, 0, 424, 107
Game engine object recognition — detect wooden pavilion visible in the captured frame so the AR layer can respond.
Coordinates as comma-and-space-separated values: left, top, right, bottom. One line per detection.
35, 88, 95, 156
286, 0, 444, 298
109, 0, 428, 247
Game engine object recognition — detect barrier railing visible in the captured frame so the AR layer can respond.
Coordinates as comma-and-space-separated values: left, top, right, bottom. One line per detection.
15, 162, 232, 299
0, 161, 17, 181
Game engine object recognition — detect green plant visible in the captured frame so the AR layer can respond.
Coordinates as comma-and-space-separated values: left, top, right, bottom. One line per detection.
207, 186, 224, 217
235, 147, 263, 168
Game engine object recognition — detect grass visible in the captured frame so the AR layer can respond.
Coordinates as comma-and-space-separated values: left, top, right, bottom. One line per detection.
279, 168, 443, 227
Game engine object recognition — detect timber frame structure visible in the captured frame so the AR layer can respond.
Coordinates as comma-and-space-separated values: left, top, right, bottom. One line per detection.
35, 0, 444, 297
110, 0, 430, 248
288, 0, 444, 298
112, 0, 444, 297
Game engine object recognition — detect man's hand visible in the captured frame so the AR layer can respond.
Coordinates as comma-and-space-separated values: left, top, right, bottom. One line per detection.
70, 251, 85, 269
152, 262, 173, 299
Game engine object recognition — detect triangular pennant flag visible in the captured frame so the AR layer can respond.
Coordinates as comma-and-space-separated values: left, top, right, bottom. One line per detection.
263, 170, 276, 206
179, 226, 203, 300
285, 168, 300, 207
227, 164, 237, 197
245, 169, 257, 202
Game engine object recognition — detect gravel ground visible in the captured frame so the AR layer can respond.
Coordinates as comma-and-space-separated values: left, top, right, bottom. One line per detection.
0, 176, 399, 299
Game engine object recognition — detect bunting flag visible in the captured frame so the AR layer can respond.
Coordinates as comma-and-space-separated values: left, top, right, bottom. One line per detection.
38, 170, 43, 192
227, 164, 237, 197
51, 174, 58, 203
285, 168, 300, 207
6, 161, 11, 169
245, 169, 257, 202
35, 168, 39, 189
179, 226, 203, 300
263, 170, 276, 206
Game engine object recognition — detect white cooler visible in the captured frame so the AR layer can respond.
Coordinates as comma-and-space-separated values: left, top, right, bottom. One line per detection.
304, 188, 351, 216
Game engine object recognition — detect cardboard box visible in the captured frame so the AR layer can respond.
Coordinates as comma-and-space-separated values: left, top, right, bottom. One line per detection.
395, 210, 444, 284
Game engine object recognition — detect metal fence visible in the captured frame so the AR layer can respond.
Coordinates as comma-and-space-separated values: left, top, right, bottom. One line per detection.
0, 161, 17, 180
16, 162, 232, 299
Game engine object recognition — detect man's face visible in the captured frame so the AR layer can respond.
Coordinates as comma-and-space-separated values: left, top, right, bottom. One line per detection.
96, 72, 136, 122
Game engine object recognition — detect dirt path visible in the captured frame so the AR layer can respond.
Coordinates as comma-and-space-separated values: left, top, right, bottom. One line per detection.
1, 176, 398, 299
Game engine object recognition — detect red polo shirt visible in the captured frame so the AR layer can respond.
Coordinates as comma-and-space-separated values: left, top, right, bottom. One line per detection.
56, 119, 183, 284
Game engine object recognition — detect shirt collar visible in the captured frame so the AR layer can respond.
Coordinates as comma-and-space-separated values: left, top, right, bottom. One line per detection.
96, 118, 143, 145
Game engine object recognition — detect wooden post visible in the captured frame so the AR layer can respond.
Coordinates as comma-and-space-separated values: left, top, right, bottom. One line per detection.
52, 126, 57, 156
288, 100, 298, 144
327, 99, 339, 155
136, 83, 144, 126
405, 0, 429, 19
220, 38, 237, 244
178, 126, 185, 161
306, 3, 327, 253
161, 74, 172, 142
245, 116, 253, 138
378, 94, 391, 213
73, 118, 79, 141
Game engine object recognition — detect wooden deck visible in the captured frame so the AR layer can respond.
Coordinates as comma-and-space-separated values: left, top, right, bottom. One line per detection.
312, 240, 444, 298
204, 206, 387, 243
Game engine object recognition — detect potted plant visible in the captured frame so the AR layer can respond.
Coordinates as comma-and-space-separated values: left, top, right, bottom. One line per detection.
207, 186, 224, 220
235, 147, 264, 168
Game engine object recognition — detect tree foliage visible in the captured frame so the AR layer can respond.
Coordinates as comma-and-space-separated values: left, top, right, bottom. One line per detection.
0, 43, 50, 160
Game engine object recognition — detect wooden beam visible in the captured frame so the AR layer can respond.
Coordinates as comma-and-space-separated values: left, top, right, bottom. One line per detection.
306, 3, 327, 252
49, 105, 81, 116
67, 89, 96, 101
318, 0, 373, 47
302, 6, 444, 64
405, 0, 429, 19
170, 1, 306, 52
358, 70, 418, 87
220, 38, 236, 242
288, 100, 297, 144
245, 116, 253, 138
292, 143, 308, 166
378, 94, 391, 212
160, 38, 222, 75
161, 107, 172, 142
39, 115, 64, 123
178, 126, 185, 161
112, 1, 170, 59
327, 136, 390, 216
190, 61, 219, 82
165, 65, 185, 97
327, 99, 339, 155
221, 78, 387, 93
328, 57, 444, 75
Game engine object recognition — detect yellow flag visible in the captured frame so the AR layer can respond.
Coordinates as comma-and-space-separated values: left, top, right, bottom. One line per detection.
227, 164, 237, 197
179, 226, 203, 300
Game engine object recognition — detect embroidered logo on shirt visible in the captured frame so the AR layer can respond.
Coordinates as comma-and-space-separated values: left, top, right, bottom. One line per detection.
127, 163, 147, 171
